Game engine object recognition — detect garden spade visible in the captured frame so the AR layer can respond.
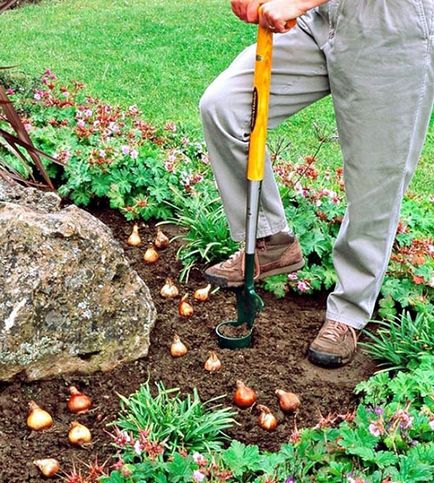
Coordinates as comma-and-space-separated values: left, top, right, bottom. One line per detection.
215, 14, 296, 349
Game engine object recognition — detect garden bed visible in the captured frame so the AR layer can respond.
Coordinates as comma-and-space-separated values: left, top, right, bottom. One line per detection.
0, 199, 377, 481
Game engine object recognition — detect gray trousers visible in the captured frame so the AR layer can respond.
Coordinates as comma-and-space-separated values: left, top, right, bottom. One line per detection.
200, 0, 433, 329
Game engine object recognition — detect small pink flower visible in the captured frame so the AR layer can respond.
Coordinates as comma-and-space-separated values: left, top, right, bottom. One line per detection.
23, 122, 32, 132
99, 150, 106, 158
394, 410, 413, 430
429, 419, 434, 430
164, 121, 177, 132
55, 149, 71, 163
34, 92, 42, 101
130, 149, 139, 159
192, 470, 206, 482
368, 421, 383, 437
121, 145, 130, 155
109, 121, 120, 133
111, 428, 131, 447
43, 68, 57, 80
77, 120, 85, 128
111, 458, 124, 470
192, 452, 207, 465
165, 161, 174, 172
297, 280, 311, 293
288, 273, 298, 281
294, 181, 308, 197
84, 109, 93, 118
128, 104, 139, 114
6, 88, 15, 95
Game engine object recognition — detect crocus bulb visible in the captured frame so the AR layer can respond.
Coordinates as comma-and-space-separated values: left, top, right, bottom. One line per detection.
68, 421, 92, 446
170, 334, 188, 357
178, 294, 193, 318
233, 380, 257, 409
67, 386, 92, 414
193, 284, 211, 302
204, 351, 222, 372
127, 224, 141, 246
154, 227, 169, 249
275, 389, 301, 413
27, 401, 53, 431
160, 277, 179, 298
144, 244, 159, 264
33, 459, 60, 477
257, 405, 278, 431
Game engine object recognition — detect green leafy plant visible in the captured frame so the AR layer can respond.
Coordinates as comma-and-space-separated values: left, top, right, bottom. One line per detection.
2, 71, 432, 318
112, 381, 236, 455
161, 189, 239, 281
360, 311, 434, 371
101, 359, 434, 482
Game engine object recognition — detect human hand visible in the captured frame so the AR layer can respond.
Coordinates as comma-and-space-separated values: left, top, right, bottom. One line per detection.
259, 0, 305, 33
230, 0, 263, 24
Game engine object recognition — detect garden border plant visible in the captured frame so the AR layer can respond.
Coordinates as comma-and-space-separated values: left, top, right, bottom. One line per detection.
1, 69, 433, 483
0, 69, 432, 319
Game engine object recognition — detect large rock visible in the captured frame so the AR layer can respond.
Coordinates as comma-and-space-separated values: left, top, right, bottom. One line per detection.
0, 178, 156, 381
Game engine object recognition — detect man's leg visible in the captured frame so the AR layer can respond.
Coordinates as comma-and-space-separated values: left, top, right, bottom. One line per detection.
308, 0, 433, 366
200, 10, 331, 286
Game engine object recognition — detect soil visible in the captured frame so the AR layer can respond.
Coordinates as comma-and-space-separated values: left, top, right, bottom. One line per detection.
0, 199, 377, 482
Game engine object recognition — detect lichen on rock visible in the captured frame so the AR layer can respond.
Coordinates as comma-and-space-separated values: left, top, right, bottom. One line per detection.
0, 178, 156, 381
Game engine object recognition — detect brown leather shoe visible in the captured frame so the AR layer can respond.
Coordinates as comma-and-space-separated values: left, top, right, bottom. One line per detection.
307, 319, 358, 368
204, 232, 305, 288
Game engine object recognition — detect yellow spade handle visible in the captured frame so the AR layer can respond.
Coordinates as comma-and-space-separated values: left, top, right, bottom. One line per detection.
247, 17, 297, 181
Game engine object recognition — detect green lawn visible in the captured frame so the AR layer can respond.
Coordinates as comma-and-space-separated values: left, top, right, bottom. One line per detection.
0, 0, 432, 195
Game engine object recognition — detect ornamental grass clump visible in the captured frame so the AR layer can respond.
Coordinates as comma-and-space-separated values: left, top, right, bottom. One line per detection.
360, 311, 434, 371
112, 382, 236, 455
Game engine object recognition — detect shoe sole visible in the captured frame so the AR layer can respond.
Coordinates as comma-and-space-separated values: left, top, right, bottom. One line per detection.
307, 347, 353, 368
204, 258, 305, 288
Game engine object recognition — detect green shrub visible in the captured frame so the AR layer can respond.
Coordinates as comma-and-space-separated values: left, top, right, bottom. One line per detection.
1, 71, 432, 318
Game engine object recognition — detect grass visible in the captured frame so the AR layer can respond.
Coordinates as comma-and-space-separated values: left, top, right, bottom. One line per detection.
0, 0, 432, 195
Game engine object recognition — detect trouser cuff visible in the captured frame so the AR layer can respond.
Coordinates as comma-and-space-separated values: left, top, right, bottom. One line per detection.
325, 311, 368, 330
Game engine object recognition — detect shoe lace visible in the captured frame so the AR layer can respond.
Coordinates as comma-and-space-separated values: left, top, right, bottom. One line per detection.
220, 249, 261, 279
221, 250, 243, 269
320, 320, 357, 345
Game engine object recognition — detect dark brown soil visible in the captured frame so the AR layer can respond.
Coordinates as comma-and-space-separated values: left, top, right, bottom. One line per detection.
0, 200, 377, 482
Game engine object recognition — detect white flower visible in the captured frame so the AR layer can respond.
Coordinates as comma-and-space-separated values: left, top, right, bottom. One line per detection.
192, 470, 206, 482
133, 440, 142, 455
368, 422, 382, 437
